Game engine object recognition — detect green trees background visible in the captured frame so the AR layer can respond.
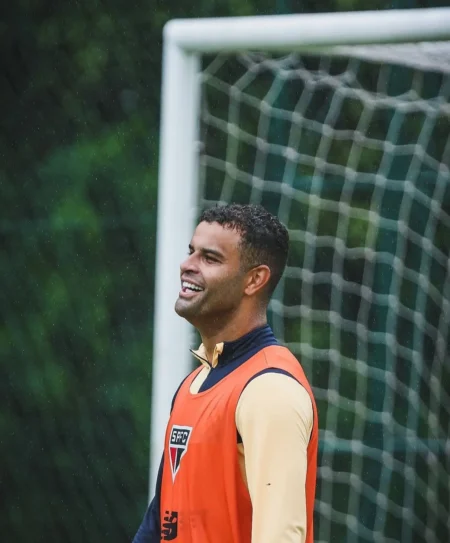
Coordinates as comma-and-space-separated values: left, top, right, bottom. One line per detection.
1, 0, 446, 541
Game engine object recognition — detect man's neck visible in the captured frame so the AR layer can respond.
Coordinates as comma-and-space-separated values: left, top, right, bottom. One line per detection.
200, 314, 267, 363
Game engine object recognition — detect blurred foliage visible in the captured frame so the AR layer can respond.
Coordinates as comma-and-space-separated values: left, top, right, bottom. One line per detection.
0, 0, 447, 541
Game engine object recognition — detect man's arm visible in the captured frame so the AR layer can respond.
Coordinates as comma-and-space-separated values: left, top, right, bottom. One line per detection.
132, 456, 163, 543
133, 371, 193, 542
236, 372, 313, 543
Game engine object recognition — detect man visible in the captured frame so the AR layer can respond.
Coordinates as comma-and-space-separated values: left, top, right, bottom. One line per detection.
134, 204, 318, 543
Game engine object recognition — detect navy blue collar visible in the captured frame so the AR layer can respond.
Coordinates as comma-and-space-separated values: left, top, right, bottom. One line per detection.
216, 324, 277, 367
190, 324, 280, 393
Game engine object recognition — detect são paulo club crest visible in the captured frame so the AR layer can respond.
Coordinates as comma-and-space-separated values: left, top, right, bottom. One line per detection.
169, 425, 192, 481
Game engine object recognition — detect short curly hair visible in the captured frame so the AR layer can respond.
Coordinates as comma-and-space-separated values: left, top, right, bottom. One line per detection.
199, 204, 289, 299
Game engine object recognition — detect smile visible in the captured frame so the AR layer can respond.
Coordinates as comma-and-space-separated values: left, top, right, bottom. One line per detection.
182, 281, 203, 292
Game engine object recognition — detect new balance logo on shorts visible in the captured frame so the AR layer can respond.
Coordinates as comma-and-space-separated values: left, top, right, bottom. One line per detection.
169, 425, 192, 481
161, 510, 178, 540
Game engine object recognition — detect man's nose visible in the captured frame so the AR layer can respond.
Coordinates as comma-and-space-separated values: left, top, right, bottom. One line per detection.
180, 253, 198, 274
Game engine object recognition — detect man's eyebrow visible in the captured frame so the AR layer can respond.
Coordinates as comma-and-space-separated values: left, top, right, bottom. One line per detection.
189, 244, 224, 259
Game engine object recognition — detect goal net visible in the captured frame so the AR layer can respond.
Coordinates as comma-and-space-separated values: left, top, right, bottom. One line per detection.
197, 45, 449, 543
152, 10, 450, 543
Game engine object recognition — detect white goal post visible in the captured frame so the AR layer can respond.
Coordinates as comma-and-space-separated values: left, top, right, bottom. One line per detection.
150, 5, 450, 510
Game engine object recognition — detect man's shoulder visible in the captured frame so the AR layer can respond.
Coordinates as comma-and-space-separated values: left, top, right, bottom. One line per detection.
258, 344, 304, 369
236, 369, 314, 434
249, 345, 315, 401
170, 366, 205, 410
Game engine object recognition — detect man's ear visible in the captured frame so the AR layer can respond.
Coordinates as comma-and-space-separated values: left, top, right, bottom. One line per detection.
244, 265, 271, 297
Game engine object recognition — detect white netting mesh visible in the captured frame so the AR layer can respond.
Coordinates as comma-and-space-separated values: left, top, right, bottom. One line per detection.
333, 42, 450, 74
198, 44, 450, 543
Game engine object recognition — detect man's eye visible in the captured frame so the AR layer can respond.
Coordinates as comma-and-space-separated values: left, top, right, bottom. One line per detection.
205, 255, 217, 263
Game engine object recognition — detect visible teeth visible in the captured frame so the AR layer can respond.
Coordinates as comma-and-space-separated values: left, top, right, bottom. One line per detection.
182, 281, 203, 292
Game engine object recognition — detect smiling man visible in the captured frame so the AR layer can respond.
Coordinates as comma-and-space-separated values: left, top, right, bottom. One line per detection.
133, 204, 318, 543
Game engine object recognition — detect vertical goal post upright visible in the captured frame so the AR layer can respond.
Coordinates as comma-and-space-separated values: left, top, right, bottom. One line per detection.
150, 4, 450, 513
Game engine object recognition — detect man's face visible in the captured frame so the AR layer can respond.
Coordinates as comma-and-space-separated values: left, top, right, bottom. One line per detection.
174, 221, 247, 325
